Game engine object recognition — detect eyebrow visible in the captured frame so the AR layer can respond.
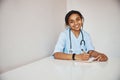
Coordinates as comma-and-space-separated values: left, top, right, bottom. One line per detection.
68, 16, 81, 21
76, 17, 81, 20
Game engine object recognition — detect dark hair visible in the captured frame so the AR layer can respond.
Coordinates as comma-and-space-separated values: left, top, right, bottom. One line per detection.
65, 10, 84, 26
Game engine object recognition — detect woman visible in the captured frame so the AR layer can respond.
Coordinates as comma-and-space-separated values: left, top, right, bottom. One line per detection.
53, 10, 108, 61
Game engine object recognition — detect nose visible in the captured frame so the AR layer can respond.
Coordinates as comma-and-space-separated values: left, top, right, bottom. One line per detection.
74, 20, 78, 25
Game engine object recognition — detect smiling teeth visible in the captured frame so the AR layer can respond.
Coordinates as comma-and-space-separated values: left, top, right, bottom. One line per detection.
75, 26, 78, 28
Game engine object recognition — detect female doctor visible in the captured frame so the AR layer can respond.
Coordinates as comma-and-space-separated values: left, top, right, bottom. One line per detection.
53, 10, 108, 61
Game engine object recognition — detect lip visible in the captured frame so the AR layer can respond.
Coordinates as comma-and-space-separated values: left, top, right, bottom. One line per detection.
74, 25, 80, 28
75, 25, 79, 28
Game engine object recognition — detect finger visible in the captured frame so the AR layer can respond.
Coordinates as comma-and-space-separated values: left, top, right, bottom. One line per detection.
97, 56, 102, 61
93, 55, 101, 61
82, 56, 89, 60
98, 54, 106, 61
83, 54, 89, 58
99, 57, 106, 61
84, 53, 90, 56
83, 53, 88, 55
85, 55, 90, 60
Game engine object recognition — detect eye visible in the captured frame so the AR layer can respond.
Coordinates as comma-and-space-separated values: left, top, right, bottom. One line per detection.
69, 20, 74, 24
76, 18, 81, 21
70, 21, 73, 23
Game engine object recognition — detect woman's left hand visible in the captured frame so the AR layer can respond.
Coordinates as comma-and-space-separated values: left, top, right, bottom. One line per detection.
93, 53, 108, 62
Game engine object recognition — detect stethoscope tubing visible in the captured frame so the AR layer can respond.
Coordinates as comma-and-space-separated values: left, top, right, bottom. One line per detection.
69, 28, 87, 53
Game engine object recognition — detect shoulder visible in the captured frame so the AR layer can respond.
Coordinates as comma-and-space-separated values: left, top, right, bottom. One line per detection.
59, 28, 69, 37
82, 30, 90, 36
82, 30, 92, 40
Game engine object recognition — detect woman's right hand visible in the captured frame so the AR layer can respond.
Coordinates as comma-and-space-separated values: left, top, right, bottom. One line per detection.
75, 53, 90, 61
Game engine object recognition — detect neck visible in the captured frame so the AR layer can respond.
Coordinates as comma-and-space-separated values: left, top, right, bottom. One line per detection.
71, 29, 81, 38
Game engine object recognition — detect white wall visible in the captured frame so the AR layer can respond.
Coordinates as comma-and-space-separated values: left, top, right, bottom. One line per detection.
0, 0, 66, 73
1, 0, 120, 74
67, 0, 120, 57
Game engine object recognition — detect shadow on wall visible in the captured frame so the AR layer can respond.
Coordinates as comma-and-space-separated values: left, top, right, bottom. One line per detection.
0, 0, 3, 6
118, 0, 120, 6
118, 0, 120, 2
0, 0, 2, 3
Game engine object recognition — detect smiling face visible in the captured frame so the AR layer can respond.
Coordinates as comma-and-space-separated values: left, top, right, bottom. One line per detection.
68, 13, 83, 32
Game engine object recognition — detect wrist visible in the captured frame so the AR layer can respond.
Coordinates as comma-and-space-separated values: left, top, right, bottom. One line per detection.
72, 53, 76, 60
74, 54, 82, 60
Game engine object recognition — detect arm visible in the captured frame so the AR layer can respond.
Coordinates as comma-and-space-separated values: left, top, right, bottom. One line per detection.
54, 52, 90, 61
84, 33, 108, 61
54, 52, 72, 60
88, 50, 108, 61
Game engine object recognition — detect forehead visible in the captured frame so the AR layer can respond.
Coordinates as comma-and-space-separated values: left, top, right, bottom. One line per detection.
69, 13, 81, 20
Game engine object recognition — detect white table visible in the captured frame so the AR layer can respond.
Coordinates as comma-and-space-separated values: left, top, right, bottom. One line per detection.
0, 57, 120, 80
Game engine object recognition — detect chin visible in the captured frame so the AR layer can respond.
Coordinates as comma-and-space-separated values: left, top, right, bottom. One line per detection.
75, 28, 80, 31
71, 27, 80, 31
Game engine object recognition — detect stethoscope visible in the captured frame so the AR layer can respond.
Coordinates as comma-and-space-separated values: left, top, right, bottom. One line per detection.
69, 28, 87, 53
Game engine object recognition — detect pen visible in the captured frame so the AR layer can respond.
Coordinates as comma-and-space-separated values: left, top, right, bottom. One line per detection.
81, 49, 87, 53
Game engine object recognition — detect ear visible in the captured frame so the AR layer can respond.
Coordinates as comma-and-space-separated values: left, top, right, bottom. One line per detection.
82, 18, 84, 23
81, 19, 84, 26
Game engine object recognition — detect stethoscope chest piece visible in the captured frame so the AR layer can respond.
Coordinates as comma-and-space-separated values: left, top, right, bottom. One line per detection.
69, 28, 87, 53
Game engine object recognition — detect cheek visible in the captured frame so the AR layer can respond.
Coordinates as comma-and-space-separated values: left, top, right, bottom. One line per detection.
69, 22, 74, 26
78, 20, 83, 24
69, 23, 74, 27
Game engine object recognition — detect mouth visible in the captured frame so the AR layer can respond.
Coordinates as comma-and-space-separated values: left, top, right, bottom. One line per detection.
75, 25, 79, 28
74, 25, 80, 29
